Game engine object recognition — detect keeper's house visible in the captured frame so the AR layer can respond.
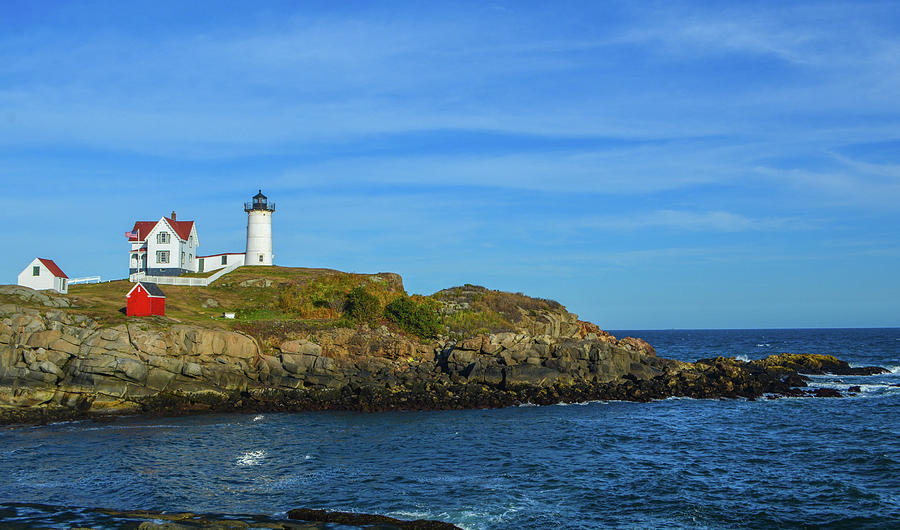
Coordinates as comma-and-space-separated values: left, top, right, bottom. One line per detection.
17, 258, 69, 294
126, 282, 166, 316
127, 212, 198, 277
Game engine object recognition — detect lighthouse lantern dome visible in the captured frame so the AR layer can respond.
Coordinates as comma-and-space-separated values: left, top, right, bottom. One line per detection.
244, 189, 275, 212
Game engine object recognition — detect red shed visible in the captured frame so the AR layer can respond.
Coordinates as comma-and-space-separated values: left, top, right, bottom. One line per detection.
126, 282, 166, 316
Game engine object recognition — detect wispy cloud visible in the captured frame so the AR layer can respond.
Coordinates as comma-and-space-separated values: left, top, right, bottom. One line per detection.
572, 210, 815, 232
618, 2, 900, 66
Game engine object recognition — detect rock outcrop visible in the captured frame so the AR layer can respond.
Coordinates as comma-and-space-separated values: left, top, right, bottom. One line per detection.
0, 289, 886, 425
4, 505, 460, 530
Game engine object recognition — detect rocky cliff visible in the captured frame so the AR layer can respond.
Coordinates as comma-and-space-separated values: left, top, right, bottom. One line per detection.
0, 283, 884, 424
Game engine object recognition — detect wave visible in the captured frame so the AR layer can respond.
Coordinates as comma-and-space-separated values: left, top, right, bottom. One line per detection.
847, 364, 900, 374
77, 424, 179, 432
554, 400, 607, 406
235, 450, 266, 466
735, 354, 751, 362
802, 379, 900, 398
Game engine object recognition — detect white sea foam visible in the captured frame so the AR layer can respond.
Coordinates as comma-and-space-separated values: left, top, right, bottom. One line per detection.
236, 450, 266, 466
252, 415, 264, 421
755, 343, 770, 348
79, 424, 178, 432
802, 379, 899, 398
736, 354, 751, 362
847, 363, 900, 374
554, 400, 605, 406
390, 510, 432, 519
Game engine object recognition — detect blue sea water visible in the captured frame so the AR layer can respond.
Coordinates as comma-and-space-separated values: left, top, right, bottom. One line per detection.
0, 328, 898, 529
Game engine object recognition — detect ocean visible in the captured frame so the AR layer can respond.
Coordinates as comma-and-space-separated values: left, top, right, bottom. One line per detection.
1, 328, 898, 529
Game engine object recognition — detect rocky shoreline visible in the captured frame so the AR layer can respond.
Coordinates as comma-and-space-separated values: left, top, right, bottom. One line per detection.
0, 503, 461, 529
0, 286, 887, 425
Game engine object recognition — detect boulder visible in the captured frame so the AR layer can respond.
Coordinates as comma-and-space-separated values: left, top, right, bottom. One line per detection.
280, 340, 322, 356
280, 353, 318, 375
115, 358, 148, 383
26, 330, 62, 349
182, 362, 203, 378
619, 337, 656, 356
505, 365, 561, 386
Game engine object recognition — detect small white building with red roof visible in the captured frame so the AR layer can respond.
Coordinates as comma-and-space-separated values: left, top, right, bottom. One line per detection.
127, 211, 199, 277
18, 258, 69, 294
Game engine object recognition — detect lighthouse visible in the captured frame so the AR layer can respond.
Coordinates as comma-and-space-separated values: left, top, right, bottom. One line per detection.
244, 190, 274, 266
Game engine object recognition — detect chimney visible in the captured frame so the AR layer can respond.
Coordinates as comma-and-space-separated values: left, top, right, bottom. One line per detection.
171, 211, 176, 220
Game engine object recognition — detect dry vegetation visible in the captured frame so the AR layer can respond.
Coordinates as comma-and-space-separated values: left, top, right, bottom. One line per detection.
433, 284, 564, 338
6, 269, 567, 342
61, 267, 405, 329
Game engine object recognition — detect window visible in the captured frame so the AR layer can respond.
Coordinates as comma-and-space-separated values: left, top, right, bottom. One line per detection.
157, 232, 170, 244
258, 254, 264, 263
61, 279, 66, 290
189, 236, 194, 246
32, 266, 40, 276
188, 253, 192, 262
156, 250, 170, 264
221, 255, 227, 265
181, 252, 185, 264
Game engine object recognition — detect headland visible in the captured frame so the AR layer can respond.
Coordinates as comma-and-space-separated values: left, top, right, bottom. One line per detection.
0, 266, 886, 424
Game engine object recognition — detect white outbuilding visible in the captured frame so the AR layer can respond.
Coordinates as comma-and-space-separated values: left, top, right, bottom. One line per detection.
17, 258, 69, 294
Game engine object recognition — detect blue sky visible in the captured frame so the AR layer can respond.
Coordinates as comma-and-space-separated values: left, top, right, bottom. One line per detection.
1, 0, 898, 329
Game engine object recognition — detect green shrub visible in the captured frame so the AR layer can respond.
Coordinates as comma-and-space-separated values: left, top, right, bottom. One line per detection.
344, 286, 382, 325
384, 296, 443, 339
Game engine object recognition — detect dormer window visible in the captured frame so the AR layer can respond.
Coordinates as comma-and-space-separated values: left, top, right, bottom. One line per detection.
157, 232, 170, 244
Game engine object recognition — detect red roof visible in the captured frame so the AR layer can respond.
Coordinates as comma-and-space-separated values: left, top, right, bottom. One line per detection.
38, 258, 68, 279
197, 252, 244, 258
129, 217, 195, 242
129, 221, 157, 241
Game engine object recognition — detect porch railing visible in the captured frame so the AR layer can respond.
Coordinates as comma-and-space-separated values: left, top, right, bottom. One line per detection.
129, 263, 241, 286
68, 276, 101, 285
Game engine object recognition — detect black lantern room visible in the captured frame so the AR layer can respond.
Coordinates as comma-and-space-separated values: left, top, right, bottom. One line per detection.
244, 190, 275, 212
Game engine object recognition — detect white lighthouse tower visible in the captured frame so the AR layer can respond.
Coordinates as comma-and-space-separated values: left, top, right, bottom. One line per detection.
244, 190, 274, 266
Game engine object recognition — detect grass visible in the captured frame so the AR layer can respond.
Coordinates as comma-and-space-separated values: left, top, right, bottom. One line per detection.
442, 309, 514, 338
179, 269, 219, 278
58, 266, 406, 330
7, 267, 570, 345
431, 284, 563, 337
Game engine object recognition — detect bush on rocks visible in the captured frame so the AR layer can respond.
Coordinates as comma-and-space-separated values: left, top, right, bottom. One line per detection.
344, 287, 382, 325
384, 296, 443, 339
